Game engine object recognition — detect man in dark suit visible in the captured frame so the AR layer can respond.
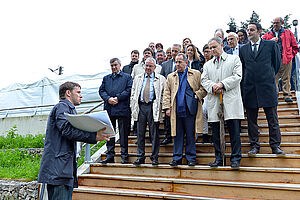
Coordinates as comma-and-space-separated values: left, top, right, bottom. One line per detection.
239, 22, 285, 155
99, 58, 133, 164
160, 44, 181, 145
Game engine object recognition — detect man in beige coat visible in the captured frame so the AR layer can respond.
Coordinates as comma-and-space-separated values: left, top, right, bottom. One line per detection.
201, 37, 244, 169
131, 57, 166, 165
162, 53, 206, 166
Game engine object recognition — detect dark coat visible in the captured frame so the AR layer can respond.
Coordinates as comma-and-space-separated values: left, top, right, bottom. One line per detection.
160, 59, 175, 78
38, 99, 97, 187
239, 39, 281, 108
190, 59, 204, 73
99, 71, 132, 117
122, 61, 138, 75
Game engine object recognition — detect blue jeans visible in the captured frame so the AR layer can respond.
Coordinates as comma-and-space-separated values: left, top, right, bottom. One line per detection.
47, 184, 73, 200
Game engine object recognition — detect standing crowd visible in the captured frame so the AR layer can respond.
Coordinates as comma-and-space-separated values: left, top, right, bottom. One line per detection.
38, 17, 299, 200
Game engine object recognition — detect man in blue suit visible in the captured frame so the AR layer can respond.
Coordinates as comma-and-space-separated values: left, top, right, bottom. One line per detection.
226, 32, 242, 55
239, 22, 285, 155
99, 58, 133, 164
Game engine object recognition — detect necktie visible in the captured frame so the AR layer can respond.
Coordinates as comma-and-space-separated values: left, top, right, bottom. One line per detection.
143, 76, 150, 103
253, 43, 258, 57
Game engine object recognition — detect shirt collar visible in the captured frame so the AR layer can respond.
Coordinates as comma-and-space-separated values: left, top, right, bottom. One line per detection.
250, 38, 261, 46
60, 99, 75, 109
144, 72, 154, 78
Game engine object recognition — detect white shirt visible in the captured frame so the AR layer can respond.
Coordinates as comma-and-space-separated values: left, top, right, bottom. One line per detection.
250, 38, 261, 51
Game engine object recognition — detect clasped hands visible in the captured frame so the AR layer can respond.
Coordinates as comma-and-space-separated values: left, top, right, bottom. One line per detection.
108, 97, 118, 105
213, 82, 223, 94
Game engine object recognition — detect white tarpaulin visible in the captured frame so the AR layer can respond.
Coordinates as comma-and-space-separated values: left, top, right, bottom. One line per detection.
0, 71, 109, 118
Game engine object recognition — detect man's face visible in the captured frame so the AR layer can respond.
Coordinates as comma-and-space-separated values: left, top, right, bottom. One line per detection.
131, 53, 139, 63
149, 43, 155, 51
273, 17, 282, 32
247, 24, 260, 42
175, 55, 187, 72
143, 51, 153, 60
209, 40, 223, 57
110, 60, 121, 74
156, 52, 165, 64
171, 46, 180, 59
203, 48, 212, 61
183, 39, 191, 48
215, 31, 223, 40
145, 60, 156, 76
227, 34, 238, 48
69, 86, 82, 106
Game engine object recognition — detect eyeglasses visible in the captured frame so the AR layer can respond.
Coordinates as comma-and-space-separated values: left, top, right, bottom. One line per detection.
175, 60, 185, 64
145, 64, 155, 68
273, 22, 281, 24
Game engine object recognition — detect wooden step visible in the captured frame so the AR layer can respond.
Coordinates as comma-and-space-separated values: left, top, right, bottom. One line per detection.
278, 91, 296, 97
257, 108, 298, 117
115, 143, 300, 154
278, 96, 296, 102
73, 186, 238, 199
101, 153, 300, 168
90, 163, 300, 184
241, 123, 300, 132
275, 101, 298, 109
241, 115, 300, 125
76, 174, 300, 200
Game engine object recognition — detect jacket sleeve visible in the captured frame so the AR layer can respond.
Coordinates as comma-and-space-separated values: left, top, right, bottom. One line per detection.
162, 75, 172, 110
55, 103, 97, 144
221, 56, 242, 91
272, 41, 281, 75
201, 63, 215, 94
99, 76, 111, 102
289, 30, 300, 57
115, 75, 132, 101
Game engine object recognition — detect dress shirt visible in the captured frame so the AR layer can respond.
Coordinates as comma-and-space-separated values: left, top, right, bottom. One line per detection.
140, 72, 155, 102
250, 38, 261, 51
232, 46, 239, 55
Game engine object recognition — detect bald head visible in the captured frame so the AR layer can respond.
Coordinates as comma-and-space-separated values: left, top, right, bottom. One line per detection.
273, 17, 283, 32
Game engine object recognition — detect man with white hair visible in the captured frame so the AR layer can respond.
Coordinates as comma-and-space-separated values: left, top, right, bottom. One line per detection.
131, 57, 166, 166
226, 32, 242, 55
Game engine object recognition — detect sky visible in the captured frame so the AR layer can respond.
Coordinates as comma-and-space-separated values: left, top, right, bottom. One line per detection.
0, 0, 299, 89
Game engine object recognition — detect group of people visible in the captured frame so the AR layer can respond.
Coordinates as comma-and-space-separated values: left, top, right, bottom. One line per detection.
37, 17, 299, 199
99, 18, 299, 169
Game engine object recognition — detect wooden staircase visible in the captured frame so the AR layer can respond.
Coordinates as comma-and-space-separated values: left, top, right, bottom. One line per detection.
73, 92, 300, 200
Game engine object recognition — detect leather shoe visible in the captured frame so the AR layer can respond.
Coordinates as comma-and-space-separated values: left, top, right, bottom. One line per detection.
188, 161, 196, 166
100, 157, 114, 164
160, 138, 172, 145
208, 160, 223, 167
285, 97, 293, 103
121, 158, 128, 164
248, 148, 259, 156
231, 162, 240, 169
272, 147, 286, 155
152, 160, 159, 166
169, 160, 182, 166
133, 158, 145, 165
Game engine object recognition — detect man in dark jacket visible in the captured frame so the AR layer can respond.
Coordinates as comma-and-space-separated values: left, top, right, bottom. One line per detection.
38, 81, 110, 200
240, 22, 285, 156
99, 58, 133, 164
122, 50, 139, 75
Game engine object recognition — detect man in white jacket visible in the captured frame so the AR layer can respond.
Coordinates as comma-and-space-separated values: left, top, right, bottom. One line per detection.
201, 37, 244, 169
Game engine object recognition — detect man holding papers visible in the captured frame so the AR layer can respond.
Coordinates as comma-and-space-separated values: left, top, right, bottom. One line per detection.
99, 58, 133, 164
38, 81, 110, 200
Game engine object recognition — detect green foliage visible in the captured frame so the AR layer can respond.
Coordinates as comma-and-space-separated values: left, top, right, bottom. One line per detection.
77, 140, 106, 167
0, 149, 41, 181
227, 17, 237, 31
0, 126, 45, 149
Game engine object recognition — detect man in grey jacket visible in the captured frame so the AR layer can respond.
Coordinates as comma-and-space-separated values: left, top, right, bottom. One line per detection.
38, 81, 110, 200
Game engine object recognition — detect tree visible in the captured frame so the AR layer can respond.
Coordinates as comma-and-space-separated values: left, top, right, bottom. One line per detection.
227, 17, 238, 32
240, 10, 262, 30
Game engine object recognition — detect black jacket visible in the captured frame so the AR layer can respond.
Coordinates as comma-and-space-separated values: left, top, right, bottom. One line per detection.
122, 61, 138, 75
38, 99, 97, 187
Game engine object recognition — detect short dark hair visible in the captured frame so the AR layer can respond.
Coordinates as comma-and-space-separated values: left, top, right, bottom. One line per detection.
176, 53, 187, 61
131, 50, 139, 56
156, 49, 165, 55
143, 48, 154, 56
110, 58, 121, 64
203, 44, 210, 51
249, 22, 262, 31
59, 81, 81, 99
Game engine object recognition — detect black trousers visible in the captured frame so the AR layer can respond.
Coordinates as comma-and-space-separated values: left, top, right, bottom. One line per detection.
246, 106, 281, 150
211, 119, 241, 163
137, 102, 160, 161
163, 115, 172, 140
106, 116, 130, 160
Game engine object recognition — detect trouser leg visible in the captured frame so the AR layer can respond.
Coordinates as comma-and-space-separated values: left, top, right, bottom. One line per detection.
211, 122, 222, 162
47, 184, 73, 200
184, 114, 196, 162
137, 104, 147, 159
246, 107, 260, 150
106, 116, 116, 158
173, 117, 184, 162
281, 61, 293, 98
118, 116, 130, 160
227, 119, 242, 163
263, 106, 281, 149
164, 115, 172, 140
